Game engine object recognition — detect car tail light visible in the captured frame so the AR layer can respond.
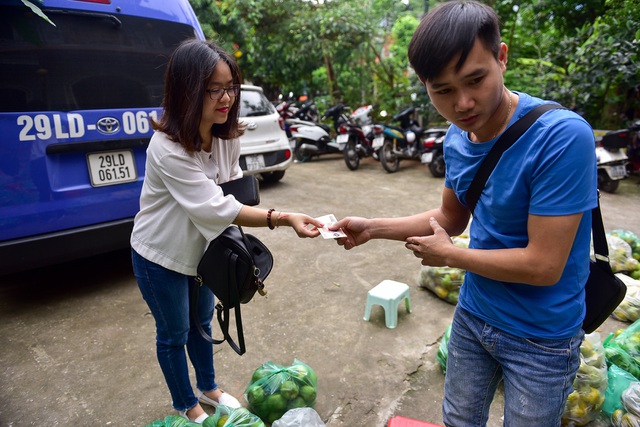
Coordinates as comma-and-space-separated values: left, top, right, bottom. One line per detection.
277, 116, 285, 130
423, 137, 436, 148
285, 149, 291, 160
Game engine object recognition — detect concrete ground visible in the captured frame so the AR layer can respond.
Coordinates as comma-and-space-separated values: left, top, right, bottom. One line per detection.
1, 156, 638, 427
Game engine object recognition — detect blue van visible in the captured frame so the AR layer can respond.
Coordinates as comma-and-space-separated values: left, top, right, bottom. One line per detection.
0, 0, 205, 274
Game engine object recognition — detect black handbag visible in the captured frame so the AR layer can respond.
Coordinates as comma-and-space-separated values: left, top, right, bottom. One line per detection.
191, 175, 273, 355
465, 103, 626, 334
220, 175, 260, 206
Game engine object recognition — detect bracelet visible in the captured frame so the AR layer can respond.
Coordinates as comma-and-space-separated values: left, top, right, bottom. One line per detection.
267, 208, 275, 230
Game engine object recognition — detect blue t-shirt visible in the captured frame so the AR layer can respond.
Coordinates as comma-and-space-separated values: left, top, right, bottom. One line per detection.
444, 92, 598, 339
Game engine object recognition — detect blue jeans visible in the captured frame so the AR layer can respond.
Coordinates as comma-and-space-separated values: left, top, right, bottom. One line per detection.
443, 306, 583, 427
131, 249, 218, 412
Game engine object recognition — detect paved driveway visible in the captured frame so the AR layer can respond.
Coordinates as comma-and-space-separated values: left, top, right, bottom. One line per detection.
1, 155, 638, 426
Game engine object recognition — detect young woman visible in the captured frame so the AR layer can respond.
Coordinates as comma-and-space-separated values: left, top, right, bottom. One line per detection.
130, 39, 322, 423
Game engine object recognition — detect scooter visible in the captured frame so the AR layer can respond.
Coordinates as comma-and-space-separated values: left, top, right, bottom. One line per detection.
289, 117, 342, 162
596, 128, 630, 193
277, 100, 342, 162
337, 105, 383, 171
625, 120, 640, 176
420, 130, 448, 177
377, 107, 447, 174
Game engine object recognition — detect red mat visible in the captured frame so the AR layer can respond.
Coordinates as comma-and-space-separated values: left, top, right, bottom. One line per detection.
387, 416, 444, 427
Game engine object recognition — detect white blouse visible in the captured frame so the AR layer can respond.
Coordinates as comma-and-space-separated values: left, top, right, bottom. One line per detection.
130, 131, 243, 275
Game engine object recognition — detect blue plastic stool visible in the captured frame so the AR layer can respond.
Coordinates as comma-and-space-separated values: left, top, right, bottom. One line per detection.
364, 280, 411, 328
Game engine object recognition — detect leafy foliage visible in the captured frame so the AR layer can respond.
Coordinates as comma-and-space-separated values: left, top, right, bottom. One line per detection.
189, 0, 640, 128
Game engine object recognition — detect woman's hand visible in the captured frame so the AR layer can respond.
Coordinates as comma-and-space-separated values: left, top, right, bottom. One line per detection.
281, 212, 323, 238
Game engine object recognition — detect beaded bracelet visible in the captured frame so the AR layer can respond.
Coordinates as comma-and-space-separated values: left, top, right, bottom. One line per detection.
266, 208, 275, 230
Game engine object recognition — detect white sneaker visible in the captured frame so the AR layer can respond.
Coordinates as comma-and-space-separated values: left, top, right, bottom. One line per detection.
198, 391, 242, 409
178, 409, 209, 424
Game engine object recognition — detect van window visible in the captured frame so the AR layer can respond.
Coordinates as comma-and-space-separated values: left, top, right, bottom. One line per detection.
0, 7, 196, 113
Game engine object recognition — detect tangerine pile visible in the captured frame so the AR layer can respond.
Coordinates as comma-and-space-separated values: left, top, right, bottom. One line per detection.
244, 360, 318, 424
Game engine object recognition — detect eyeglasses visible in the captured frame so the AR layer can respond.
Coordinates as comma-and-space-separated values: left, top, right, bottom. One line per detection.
205, 85, 240, 101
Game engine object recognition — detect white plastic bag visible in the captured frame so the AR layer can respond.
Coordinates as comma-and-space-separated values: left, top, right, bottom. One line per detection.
271, 408, 325, 427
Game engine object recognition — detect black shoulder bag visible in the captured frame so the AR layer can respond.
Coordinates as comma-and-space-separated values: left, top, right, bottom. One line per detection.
191, 175, 273, 355
465, 104, 626, 334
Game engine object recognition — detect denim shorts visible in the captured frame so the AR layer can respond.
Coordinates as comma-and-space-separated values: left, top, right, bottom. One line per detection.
443, 306, 583, 427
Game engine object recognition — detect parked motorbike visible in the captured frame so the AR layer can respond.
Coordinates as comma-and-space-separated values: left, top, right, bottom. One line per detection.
377, 106, 448, 174
420, 130, 448, 177
277, 100, 342, 162
337, 105, 383, 171
597, 127, 630, 193
625, 120, 640, 175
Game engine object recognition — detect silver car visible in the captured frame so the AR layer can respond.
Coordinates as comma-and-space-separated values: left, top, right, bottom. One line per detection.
239, 84, 292, 182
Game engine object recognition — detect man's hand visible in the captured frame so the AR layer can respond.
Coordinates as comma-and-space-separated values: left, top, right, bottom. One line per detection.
405, 217, 454, 266
330, 216, 371, 250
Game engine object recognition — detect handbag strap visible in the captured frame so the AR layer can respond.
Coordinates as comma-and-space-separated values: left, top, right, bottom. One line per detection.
192, 249, 247, 354
192, 230, 249, 355
465, 103, 564, 214
592, 192, 613, 272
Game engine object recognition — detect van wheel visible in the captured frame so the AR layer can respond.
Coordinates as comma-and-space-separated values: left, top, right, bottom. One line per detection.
261, 171, 285, 183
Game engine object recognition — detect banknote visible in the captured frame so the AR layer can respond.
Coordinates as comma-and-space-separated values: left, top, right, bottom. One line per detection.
315, 214, 347, 239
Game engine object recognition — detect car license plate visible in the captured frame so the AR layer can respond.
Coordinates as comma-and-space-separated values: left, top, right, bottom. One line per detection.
610, 165, 627, 179
87, 150, 137, 187
372, 136, 384, 149
421, 152, 433, 164
336, 134, 349, 143
246, 154, 266, 171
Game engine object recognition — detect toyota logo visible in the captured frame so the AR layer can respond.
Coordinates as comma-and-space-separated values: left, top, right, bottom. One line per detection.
97, 117, 121, 134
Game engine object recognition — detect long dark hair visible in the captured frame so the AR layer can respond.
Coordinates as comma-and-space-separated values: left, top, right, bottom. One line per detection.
408, 1, 501, 83
152, 39, 244, 152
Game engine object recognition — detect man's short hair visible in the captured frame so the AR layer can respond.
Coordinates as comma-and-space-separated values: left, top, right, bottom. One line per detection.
408, 1, 502, 82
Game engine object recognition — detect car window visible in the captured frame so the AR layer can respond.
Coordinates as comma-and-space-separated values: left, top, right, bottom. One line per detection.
239, 90, 276, 117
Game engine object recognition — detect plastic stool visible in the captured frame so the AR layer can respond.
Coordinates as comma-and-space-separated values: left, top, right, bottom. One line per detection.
388, 416, 444, 426
364, 280, 411, 328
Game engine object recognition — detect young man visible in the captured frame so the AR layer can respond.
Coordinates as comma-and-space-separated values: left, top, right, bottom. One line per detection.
331, 1, 597, 425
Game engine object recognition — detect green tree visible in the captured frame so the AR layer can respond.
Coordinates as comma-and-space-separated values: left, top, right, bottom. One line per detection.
188, 0, 639, 128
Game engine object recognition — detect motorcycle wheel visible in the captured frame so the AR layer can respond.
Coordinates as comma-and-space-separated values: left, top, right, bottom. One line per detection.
380, 140, 400, 173
293, 140, 311, 163
598, 169, 619, 193
344, 138, 360, 171
429, 153, 446, 178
